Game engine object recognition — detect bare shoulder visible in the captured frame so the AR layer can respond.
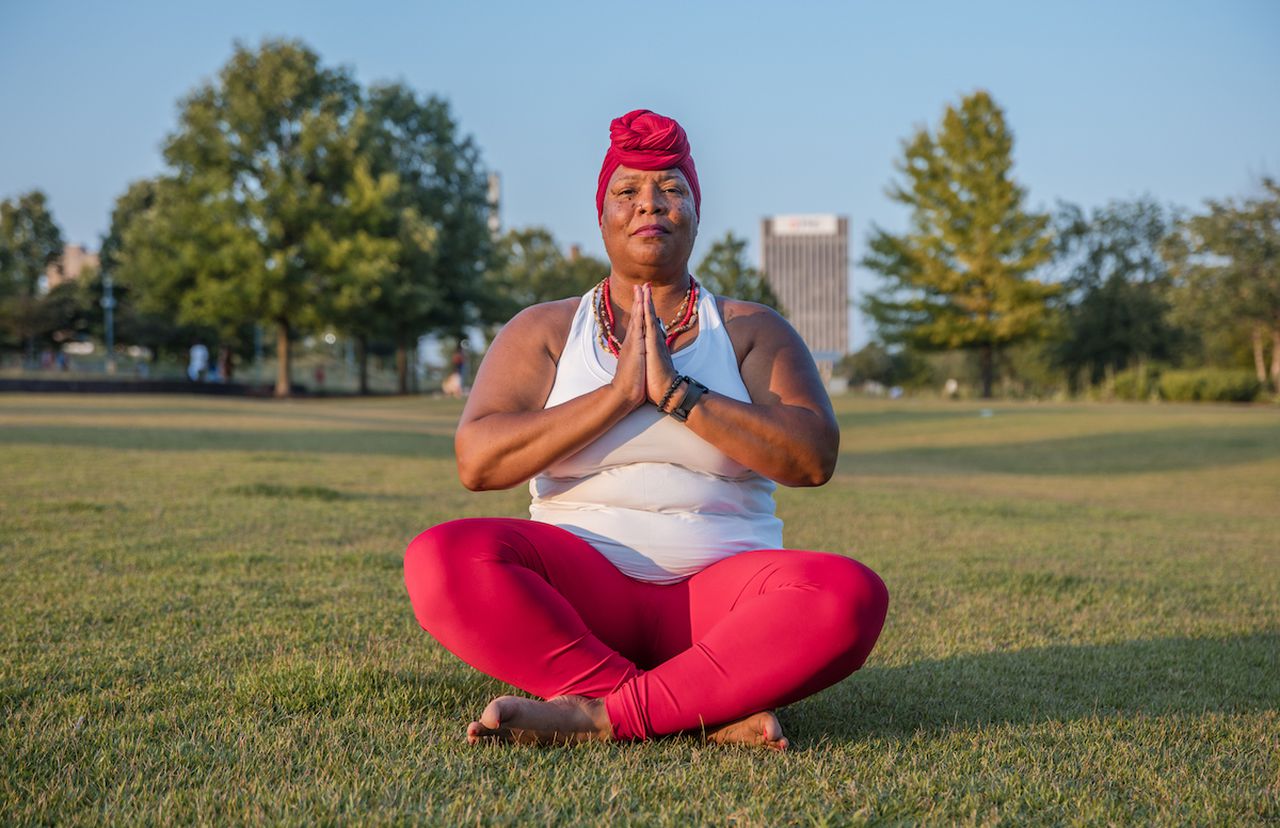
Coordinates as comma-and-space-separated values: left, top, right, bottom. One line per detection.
718, 298, 801, 364
496, 298, 580, 362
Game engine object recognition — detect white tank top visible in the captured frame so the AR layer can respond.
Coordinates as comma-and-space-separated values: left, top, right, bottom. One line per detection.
528, 287, 784, 584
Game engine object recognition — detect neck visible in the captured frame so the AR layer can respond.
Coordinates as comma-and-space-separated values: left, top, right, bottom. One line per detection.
607, 270, 691, 318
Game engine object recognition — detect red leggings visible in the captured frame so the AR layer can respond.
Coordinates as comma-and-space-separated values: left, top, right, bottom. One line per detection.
404, 518, 888, 740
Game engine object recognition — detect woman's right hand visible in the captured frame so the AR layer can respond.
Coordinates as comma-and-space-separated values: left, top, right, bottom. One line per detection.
609, 285, 647, 410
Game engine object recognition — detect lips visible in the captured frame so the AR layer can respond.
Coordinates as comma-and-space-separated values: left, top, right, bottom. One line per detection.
632, 225, 670, 237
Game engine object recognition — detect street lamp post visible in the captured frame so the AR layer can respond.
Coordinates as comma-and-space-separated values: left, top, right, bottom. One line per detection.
101, 273, 116, 374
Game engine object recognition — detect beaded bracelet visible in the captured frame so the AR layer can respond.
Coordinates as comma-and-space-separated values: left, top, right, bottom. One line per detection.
657, 375, 686, 413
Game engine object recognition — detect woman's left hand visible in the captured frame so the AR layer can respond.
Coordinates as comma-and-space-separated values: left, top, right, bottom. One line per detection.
640, 283, 680, 408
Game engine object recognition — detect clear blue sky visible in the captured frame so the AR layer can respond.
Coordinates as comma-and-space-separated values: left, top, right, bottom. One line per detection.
2, 1, 1277, 347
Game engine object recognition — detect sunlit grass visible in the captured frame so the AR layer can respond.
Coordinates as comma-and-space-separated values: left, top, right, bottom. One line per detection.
1, 393, 1276, 824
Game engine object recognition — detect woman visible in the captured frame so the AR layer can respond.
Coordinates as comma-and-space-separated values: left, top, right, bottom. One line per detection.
404, 109, 888, 750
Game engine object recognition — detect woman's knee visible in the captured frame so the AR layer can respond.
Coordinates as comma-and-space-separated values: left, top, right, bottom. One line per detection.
805, 554, 890, 656
403, 518, 506, 620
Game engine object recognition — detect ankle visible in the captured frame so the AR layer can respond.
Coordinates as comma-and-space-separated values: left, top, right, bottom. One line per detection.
586, 698, 613, 741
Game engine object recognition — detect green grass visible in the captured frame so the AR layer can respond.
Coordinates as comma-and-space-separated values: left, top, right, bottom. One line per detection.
1, 393, 1276, 825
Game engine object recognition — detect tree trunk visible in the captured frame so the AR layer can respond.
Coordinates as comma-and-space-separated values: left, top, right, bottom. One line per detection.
396, 341, 409, 395
219, 347, 234, 382
275, 321, 291, 398
356, 335, 369, 395
980, 344, 994, 399
1271, 326, 1280, 390
1251, 325, 1267, 384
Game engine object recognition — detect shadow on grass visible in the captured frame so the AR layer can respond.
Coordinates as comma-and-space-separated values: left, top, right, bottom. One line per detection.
0, 425, 455, 458
223, 483, 421, 502
801, 632, 1279, 742
1, 401, 462, 431
842, 423, 1280, 476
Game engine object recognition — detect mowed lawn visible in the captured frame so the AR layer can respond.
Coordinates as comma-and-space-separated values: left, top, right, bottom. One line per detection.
1, 392, 1276, 825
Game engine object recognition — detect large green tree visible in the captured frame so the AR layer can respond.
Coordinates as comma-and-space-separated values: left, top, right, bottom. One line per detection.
1051, 198, 1187, 387
127, 39, 396, 396
0, 190, 65, 359
862, 91, 1057, 397
350, 82, 494, 393
97, 179, 208, 363
488, 227, 607, 315
695, 231, 782, 310
1164, 179, 1280, 389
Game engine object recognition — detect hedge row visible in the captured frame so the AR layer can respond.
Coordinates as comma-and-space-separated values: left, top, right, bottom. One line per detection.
1110, 366, 1263, 402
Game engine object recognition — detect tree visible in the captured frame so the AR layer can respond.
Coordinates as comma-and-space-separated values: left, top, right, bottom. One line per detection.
488, 227, 607, 315
695, 231, 782, 310
837, 342, 927, 388
349, 82, 495, 393
861, 91, 1057, 397
1051, 198, 1188, 388
0, 190, 65, 359
132, 39, 391, 396
1164, 179, 1280, 389
97, 179, 202, 363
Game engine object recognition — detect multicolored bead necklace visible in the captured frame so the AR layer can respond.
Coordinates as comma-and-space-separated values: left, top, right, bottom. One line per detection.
591, 277, 700, 357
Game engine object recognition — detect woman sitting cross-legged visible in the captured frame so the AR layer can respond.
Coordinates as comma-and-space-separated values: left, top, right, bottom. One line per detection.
404, 109, 888, 750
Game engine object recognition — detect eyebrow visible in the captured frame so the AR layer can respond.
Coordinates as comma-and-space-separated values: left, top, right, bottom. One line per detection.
612, 173, 684, 185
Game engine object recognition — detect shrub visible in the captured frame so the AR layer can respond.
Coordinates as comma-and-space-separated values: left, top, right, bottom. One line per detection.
1112, 365, 1161, 401
1158, 369, 1262, 403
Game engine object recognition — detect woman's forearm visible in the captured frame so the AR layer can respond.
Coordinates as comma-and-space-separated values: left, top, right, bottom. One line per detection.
455, 385, 636, 491
680, 392, 839, 487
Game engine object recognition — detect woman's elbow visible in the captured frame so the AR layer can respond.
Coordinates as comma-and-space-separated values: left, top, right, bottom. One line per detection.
456, 461, 489, 491
793, 432, 839, 487
455, 447, 520, 491
796, 458, 836, 487
454, 431, 493, 491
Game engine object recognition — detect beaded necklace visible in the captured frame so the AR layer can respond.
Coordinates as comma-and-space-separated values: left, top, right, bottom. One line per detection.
591, 277, 700, 357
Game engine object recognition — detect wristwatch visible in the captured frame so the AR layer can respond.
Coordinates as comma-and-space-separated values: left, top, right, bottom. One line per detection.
670, 377, 709, 422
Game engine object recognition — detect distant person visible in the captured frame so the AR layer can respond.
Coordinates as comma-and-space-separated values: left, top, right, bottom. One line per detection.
188, 341, 209, 382
443, 341, 468, 398
314, 364, 326, 391
404, 109, 888, 750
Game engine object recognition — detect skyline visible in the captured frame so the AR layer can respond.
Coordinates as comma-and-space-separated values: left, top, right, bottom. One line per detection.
2, 1, 1278, 348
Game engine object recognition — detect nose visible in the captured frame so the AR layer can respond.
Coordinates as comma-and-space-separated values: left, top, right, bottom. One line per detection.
636, 183, 667, 215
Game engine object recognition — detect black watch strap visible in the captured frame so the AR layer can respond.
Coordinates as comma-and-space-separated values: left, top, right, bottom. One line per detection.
670, 377, 708, 422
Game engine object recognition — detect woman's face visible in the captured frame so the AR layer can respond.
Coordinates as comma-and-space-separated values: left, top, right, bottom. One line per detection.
599, 165, 698, 276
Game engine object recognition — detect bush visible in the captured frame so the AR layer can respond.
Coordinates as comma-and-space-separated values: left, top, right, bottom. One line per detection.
1112, 365, 1161, 401
1158, 369, 1262, 403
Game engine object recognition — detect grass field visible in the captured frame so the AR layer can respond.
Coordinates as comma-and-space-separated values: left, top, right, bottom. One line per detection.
1, 393, 1277, 825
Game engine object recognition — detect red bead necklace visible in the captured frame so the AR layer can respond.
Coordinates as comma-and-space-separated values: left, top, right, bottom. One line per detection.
591, 277, 700, 357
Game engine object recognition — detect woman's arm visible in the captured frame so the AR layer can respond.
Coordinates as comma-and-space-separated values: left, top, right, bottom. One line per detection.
454, 290, 649, 491
642, 293, 839, 487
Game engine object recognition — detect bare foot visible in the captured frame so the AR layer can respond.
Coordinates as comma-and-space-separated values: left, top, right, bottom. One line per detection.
466, 695, 611, 746
704, 710, 789, 751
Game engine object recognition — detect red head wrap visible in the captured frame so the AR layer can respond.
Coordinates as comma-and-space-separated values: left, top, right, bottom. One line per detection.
596, 109, 701, 220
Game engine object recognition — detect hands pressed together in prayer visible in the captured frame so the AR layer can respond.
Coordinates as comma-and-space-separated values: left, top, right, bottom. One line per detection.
610, 283, 683, 413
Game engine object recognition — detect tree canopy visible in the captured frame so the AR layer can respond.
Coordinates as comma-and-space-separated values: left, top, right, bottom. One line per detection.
356, 82, 495, 392
1051, 198, 1187, 386
861, 90, 1057, 397
1164, 179, 1280, 388
487, 227, 607, 315
109, 40, 492, 395
695, 231, 782, 311
116, 39, 388, 394
0, 190, 66, 356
